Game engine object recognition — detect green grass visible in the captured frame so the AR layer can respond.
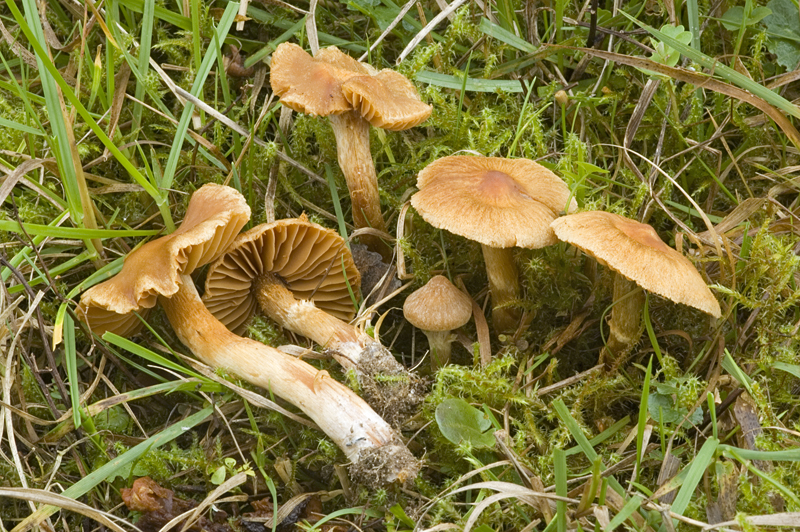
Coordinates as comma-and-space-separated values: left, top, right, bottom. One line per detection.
2, 0, 800, 530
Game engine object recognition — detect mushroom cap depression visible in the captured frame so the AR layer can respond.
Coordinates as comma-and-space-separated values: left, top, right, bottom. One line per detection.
77, 184, 251, 336
403, 275, 472, 332
411, 156, 578, 249
203, 216, 362, 334
550, 211, 721, 318
270, 43, 431, 129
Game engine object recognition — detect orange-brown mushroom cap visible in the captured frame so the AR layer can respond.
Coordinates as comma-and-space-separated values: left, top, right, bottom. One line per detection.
411, 156, 578, 249
203, 216, 362, 334
403, 276, 472, 332
270, 43, 366, 117
342, 70, 432, 130
270, 43, 431, 128
550, 211, 721, 318
77, 184, 251, 336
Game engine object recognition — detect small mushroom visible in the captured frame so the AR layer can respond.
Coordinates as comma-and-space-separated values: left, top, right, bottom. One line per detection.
550, 211, 721, 368
270, 42, 431, 259
78, 185, 418, 486
203, 216, 421, 420
411, 155, 577, 333
403, 275, 472, 370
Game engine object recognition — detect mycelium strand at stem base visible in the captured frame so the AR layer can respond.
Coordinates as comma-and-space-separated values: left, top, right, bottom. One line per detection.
328, 110, 392, 261
481, 244, 521, 333
599, 274, 645, 370
162, 275, 419, 486
253, 273, 423, 425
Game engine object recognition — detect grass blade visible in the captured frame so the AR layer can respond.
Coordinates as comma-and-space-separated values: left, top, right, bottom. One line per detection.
160, 2, 239, 192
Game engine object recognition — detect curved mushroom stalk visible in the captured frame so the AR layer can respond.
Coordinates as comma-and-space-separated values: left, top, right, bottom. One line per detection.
253, 272, 369, 367
252, 272, 423, 423
164, 276, 419, 485
599, 275, 645, 369
481, 244, 521, 333
421, 330, 456, 370
328, 111, 389, 258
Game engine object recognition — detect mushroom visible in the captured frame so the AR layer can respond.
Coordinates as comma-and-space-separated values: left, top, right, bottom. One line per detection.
410, 155, 577, 333
78, 185, 418, 486
550, 211, 721, 368
202, 216, 421, 420
270, 42, 432, 259
403, 275, 472, 370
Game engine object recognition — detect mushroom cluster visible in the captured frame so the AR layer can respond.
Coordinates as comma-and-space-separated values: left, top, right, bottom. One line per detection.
74, 42, 724, 493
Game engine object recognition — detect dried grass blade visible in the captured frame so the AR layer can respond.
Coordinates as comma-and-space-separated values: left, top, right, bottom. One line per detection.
549, 45, 800, 149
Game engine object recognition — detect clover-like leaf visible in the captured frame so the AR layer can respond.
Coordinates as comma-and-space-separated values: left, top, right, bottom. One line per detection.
435, 398, 496, 448
721, 6, 772, 31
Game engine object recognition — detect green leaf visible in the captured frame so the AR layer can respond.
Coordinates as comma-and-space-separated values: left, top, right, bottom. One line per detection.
435, 398, 496, 448
720, 6, 772, 31
773, 361, 800, 380
649, 25, 692, 67
388, 504, 416, 528
211, 465, 227, 485
478, 17, 537, 53
416, 70, 524, 92
764, 0, 800, 69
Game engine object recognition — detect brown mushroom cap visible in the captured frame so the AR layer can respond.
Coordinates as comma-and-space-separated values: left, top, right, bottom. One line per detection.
550, 211, 721, 318
270, 43, 431, 128
342, 70, 432, 130
77, 184, 251, 336
203, 216, 362, 334
411, 156, 578, 249
403, 276, 472, 332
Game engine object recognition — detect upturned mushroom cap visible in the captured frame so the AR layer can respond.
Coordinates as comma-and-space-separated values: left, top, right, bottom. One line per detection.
342, 70, 432, 130
403, 276, 472, 332
270, 43, 431, 129
270, 43, 366, 117
550, 211, 721, 318
411, 156, 578, 249
203, 216, 362, 334
77, 184, 251, 336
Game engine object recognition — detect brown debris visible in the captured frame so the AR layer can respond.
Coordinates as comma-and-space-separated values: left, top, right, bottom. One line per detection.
121, 477, 229, 532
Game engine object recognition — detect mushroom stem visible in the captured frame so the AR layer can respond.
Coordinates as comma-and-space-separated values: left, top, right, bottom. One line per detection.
253, 273, 367, 369
162, 275, 419, 485
328, 111, 391, 260
481, 244, 521, 333
600, 274, 645, 369
422, 329, 455, 370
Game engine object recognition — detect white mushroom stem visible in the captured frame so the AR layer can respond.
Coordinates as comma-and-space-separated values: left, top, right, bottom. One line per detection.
328, 111, 391, 260
253, 273, 371, 369
421, 329, 455, 370
481, 244, 521, 333
600, 274, 645, 369
162, 275, 418, 484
